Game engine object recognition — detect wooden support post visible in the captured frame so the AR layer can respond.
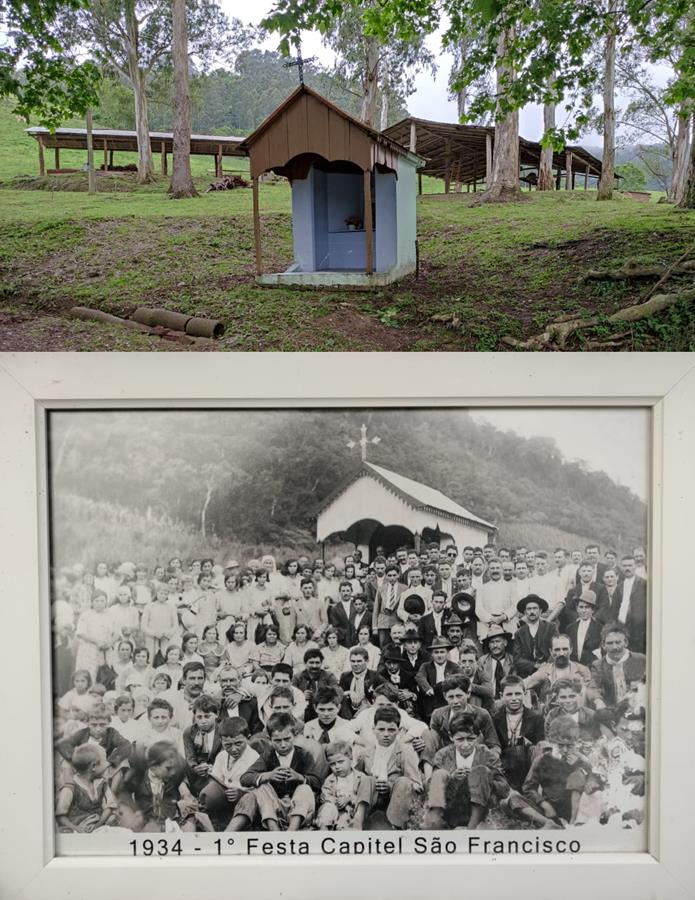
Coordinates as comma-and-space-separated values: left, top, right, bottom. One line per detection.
486, 132, 493, 187
555, 168, 562, 190
473, 176, 477, 193
216, 143, 223, 177
103, 140, 108, 170
86, 108, 96, 194
584, 164, 589, 190
37, 137, 45, 176
572, 171, 576, 190
364, 169, 374, 275
418, 171, 422, 195
409, 121, 417, 153
565, 150, 572, 190
109, 150, 114, 168
54, 148, 60, 170
161, 141, 167, 176
444, 139, 451, 194
252, 176, 262, 276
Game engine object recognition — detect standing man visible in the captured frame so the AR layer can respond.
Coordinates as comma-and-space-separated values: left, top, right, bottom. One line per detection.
576, 544, 606, 586
372, 565, 404, 648
512, 595, 558, 678
328, 581, 355, 647
609, 555, 647, 654
477, 559, 516, 640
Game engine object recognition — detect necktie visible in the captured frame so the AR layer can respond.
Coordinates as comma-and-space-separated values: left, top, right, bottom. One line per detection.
318, 723, 332, 744
494, 658, 505, 697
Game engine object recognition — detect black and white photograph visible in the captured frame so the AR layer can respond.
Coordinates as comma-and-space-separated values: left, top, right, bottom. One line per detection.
48, 406, 649, 853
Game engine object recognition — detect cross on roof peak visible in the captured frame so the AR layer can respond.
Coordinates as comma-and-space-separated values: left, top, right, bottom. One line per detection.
346, 423, 381, 461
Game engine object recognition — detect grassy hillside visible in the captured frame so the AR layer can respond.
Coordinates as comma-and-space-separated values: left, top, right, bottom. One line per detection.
1, 102, 694, 351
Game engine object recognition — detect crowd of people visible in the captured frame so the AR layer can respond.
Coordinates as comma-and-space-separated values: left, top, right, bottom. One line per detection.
51, 541, 648, 835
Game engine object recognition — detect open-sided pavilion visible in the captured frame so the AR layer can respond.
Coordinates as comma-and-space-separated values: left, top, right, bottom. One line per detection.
25, 127, 246, 177
382, 117, 608, 193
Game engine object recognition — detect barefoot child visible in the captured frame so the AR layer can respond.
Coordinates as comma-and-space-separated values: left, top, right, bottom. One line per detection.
55, 745, 118, 833
316, 740, 374, 831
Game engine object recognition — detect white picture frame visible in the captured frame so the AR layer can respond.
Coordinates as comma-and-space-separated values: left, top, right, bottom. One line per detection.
1, 351, 693, 900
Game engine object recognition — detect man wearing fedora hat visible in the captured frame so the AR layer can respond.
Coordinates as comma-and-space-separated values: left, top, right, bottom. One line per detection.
478, 625, 515, 702
512, 595, 559, 678
399, 626, 431, 679
377, 646, 419, 713
564, 591, 604, 666
415, 637, 462, 721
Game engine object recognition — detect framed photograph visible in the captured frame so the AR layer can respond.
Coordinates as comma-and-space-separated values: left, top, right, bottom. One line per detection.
1, 352, 693, 900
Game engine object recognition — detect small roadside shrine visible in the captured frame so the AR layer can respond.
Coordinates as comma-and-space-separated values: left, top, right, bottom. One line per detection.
239, 85, 424, 288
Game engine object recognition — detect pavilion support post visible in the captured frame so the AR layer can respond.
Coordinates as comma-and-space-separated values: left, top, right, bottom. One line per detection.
444, 139, 452, 194
473, 176, 477, 193
86, 108, 96, 194
252, 176, 262, 276
555, 168, 562, 190
409, 121, 417, 152
414, 532, 421, 553
216, 143, 223, 177
584, 164, 589, 190
161, 142, 168, 176
364, 169, 374, 275
418, 171, 422, 195
485, 133, 493, 187
103, 140, 108, 170
109, 150, 114, 168
572, 171, 576, 190
37, 137, 45, 176
54, 148, 60, 170
565, 150, 572, 190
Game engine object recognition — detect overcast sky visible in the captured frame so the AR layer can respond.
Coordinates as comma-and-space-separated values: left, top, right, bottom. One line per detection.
221, 0, 672, 145
471, 409, 650, 500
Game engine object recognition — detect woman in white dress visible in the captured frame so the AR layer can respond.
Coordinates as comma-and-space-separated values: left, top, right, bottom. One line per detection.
349, 625, 381, 671
74, 591, 117, 682
221, 621, 255, 679
282, 624, 319, 676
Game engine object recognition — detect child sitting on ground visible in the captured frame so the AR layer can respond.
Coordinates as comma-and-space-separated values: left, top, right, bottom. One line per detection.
316, 740, 374, 831
424, 712, 510, 830
118, 740, 198, 832
55, 744, 118, 833
199, 717, 260, 830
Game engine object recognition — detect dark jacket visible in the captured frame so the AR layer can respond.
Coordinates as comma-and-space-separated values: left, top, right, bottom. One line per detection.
512, 620, 559, 677
239, 744, 321, 797
337, 669, 385, 719
430, 704, 501, 754
607, 578, 647, 654
56, 725, 131, 767
219, 693, 262, 734
564, 617, 604, 666
327, 599, 354, 647
588, 652, 647, 707
418, 610, 451, 647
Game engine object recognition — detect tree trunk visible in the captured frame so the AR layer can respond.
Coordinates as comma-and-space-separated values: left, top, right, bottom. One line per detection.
538, 92, 556, 191
679, 126, 695, 209
170, 0, 198, 198
597, 1, 617, 201
125, 1, 155, 184
670, 108, 692, 204
379, 76, 389, 131
360, 37, 380, 126
482, 28, 521, 202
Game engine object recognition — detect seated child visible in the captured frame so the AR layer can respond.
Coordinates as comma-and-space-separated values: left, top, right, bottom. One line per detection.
58, 670, 94, 716
110, 694, 140, 741
511, 715, 591, 828
134, 698, 183, 754
118, 740, 198, 832
55, 744, 118, 833
199, 717, 261, 830
545, 677, 599, 743
237, 712, 320, 831
182, 695, 222, 796
354, 705, 423, 830
316, 740, 374, 831
424, 712, 510, 829
56, 702, 132, 783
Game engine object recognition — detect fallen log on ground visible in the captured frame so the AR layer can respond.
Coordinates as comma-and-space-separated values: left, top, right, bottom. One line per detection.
583, 259, 695, 282
205, 175, 249, 192
70, 306, 197, 345
501, 243, 695, 349
132, 307, 225, 339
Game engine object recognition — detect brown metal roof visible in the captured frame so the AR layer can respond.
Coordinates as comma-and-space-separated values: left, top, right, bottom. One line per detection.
382, 116, 607, 185
239, 84, 423, 178
26, 127, 246, 157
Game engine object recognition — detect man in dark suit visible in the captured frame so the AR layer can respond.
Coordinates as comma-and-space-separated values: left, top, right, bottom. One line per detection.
327, 580, 355, 647
575, 544, 607, 587
418, 591, 450, 647
564, 590, 604, 666
218, 665, 262, 734
512, 594, 558, 677
372, 565, 405, 648
338, 646, 385, 719
347, 593, 372, 647
588, 622, 646, 709
415, 637, 462, 720
399, 626, 431, 678
608, 555, 647, 654
364, 557, 387, 611
562, 560, 610, 629
491, 674, 544, 789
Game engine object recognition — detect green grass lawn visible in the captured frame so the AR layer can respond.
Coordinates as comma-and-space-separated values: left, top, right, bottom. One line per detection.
1, 100, 694, 351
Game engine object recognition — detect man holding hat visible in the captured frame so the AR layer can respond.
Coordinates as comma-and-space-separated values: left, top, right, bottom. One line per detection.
479, 625, 515, 702
512, 594, 559, 678
564, 591, 604, 666
377, 646, 419, 712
